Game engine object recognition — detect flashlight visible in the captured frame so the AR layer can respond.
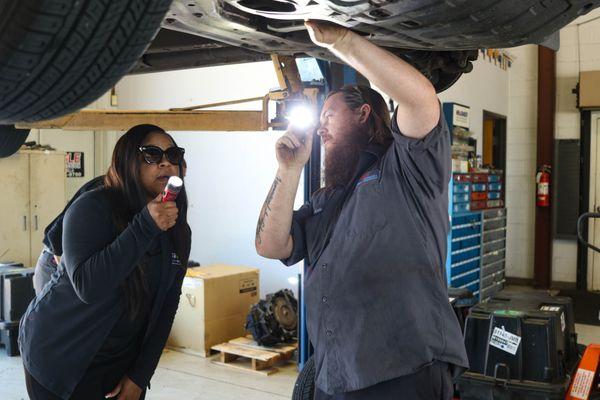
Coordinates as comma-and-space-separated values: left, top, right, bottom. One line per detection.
162, 176, 183, 202
286, 104, 314, 130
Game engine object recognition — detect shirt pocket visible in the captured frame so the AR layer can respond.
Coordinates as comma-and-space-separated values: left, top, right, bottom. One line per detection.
337, 181, 388, 239
304, 211, 329, 265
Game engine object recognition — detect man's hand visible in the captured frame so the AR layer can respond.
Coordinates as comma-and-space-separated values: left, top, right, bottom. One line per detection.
147, 193, 178, 231
306, 19, 438, 139
305, 20, 351, 50
105, 376, 142, 400
304, 21, 353, 50
276, 127, 314, 171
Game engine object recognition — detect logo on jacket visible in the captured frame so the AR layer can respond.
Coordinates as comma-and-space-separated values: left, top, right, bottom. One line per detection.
171, 252, 182, 266
356, 169, 380, 188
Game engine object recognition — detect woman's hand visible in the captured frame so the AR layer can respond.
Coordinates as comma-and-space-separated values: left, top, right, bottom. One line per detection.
105, 375, 143, 400
147, 193, 178, 231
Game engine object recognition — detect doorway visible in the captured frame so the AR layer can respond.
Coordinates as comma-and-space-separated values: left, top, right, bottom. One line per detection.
482, 111, 507, 172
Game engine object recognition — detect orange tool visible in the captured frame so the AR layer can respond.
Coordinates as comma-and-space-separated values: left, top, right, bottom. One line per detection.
566, 344, 600, 400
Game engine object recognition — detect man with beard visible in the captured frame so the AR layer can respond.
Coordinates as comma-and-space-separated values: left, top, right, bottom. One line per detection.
255, 20, 468, 400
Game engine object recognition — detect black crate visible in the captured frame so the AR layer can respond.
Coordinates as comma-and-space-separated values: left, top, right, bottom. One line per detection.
2, 274, 35, 322
492, 291, 578, 365
458, 374, 572, 400
0, 266, 35, 356
0, 321, 19, 357
458, 292, 579, 400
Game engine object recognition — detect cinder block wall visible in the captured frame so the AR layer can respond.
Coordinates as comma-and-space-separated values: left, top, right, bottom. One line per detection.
505, 8, 600, 284
506, 45, 538, 280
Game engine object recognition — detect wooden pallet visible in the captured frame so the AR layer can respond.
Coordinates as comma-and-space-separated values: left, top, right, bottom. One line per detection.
211, 336, 297, 375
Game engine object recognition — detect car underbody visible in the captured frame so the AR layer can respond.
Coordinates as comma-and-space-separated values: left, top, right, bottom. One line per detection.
132, 0, 599, 91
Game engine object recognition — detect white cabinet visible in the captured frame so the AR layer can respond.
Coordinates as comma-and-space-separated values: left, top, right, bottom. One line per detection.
0, 151, 66, 267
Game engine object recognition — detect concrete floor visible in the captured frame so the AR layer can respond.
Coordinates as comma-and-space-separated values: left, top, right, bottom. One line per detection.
2, 285, 599, 399
0, 349, 297, 400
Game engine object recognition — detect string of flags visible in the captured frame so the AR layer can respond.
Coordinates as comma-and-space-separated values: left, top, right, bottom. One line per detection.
480, 49, 513, 70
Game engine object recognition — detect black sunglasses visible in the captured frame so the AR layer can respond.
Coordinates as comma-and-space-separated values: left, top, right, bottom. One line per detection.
139, 145, 185, 164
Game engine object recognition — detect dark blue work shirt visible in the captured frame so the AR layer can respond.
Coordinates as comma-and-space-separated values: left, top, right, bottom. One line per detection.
282, 106, 469, 394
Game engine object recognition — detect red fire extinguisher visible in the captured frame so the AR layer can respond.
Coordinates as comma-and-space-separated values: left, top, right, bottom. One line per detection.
536, 165, 551, 207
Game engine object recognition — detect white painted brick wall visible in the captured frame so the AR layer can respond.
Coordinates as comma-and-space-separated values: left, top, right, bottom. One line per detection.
506, 45, 538, 279
504, 9, 600, 283
551, 11, 600, 283
438, 56, 509, 156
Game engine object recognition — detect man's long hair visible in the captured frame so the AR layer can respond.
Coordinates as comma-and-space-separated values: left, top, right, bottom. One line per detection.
322, 85, 393, 188
104, 124, 191, 321
326, 85, 393, 148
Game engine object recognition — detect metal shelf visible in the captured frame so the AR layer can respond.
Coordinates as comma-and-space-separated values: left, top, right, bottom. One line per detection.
447, 203, 507, 303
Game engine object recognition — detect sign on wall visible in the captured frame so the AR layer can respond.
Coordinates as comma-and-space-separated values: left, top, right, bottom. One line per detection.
66, 152, 84, 178
452, 104, 470, 129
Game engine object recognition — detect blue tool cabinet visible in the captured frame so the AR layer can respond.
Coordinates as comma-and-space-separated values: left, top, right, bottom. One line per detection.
446, 176, 507, 301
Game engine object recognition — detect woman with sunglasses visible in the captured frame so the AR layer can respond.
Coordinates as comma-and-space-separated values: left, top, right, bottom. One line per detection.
19, 124, 191, 400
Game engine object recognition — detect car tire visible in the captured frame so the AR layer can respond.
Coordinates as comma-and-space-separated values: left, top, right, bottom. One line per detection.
0, 125, 30, 158
398, 49, 479, 93
292, 356, 316, 400
0, 0, 172, 124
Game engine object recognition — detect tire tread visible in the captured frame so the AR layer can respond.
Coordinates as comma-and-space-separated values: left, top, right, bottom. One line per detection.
0, 0, 172, 123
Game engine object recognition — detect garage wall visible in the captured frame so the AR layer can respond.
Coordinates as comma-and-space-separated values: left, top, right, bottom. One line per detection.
553, 9, 600, 284
435, 57, 513, 277
435, 52, 536, 282
26, 129, 95, 200
115, 61, 305, 297
506, 45, 538, 279
375, 57, 510, 153
115, 56, 513, 296
503, 8, 600, 283
24, 93, 116, 200
438, 56, 510, 154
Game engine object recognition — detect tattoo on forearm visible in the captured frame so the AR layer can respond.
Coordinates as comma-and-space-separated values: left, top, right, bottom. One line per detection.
256, 176, 282, 245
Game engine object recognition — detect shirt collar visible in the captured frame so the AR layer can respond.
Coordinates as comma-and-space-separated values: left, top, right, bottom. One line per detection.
361, 142, 387, 161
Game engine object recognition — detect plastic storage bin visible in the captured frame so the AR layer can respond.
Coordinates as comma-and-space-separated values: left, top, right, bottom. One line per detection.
454, 183, 470, 194
471, 192, 487, 201
454, 193, 470, 203
472, 173, 488, 183
471, 200, 487, 210
454, 203, 471, 213
472, 183, 487, 192
457, 292, 579, 400
454, 174, 472, 183
489, 183, 502, 191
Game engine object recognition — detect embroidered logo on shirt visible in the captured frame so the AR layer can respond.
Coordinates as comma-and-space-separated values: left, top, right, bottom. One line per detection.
171, 252, 182, 266
355, 169, 380, 188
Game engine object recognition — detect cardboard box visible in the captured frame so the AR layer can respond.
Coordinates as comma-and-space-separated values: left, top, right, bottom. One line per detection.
580, 71, 600, 108
168, 264, 259, 357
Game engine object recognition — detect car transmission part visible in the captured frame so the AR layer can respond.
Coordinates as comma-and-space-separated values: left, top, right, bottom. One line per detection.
246, 289, 298, 346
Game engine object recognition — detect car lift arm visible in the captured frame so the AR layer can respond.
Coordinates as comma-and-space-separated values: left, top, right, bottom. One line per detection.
16, 55, 316, 132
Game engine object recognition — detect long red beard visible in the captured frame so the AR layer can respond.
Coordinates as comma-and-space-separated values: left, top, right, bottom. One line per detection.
324, 143, 361, 188
324, 128, 370, 187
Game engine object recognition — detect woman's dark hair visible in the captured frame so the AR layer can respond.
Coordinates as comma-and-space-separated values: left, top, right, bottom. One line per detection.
104, 124, 191, 320
327, 85, 393, 147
